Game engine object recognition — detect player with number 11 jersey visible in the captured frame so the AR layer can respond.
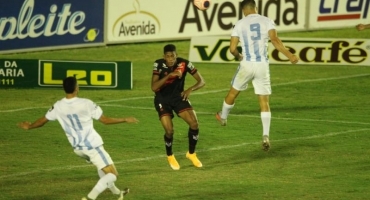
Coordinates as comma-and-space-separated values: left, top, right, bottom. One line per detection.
46, 97, 104, 149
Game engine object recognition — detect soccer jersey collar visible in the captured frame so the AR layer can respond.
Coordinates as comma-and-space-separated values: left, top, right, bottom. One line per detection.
63, 97, 78, 103
246, 13, 259, 18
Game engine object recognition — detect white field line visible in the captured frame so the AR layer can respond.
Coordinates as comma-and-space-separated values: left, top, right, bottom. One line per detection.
1, 128, 368, 179
100, 104, 370, 126
0, 106, 47, 113
1, 73, 369, 113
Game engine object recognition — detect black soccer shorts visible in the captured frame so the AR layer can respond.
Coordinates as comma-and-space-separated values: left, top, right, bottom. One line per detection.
154, 95, 193, 119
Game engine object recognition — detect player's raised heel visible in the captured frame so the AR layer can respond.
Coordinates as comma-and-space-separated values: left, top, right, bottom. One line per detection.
186, 151, 203, 168
262, 135, 270, 151
167, 154, 180, 170
215, 111, 227, 126
118, 188, 130, 200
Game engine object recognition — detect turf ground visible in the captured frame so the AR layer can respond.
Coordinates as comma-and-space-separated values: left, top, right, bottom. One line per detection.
0, 28, 370, 200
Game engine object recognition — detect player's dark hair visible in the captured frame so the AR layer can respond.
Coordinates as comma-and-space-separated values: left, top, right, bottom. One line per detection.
164, 44, 176, 53
241, 0, 256, 8
63, 76, 77, 94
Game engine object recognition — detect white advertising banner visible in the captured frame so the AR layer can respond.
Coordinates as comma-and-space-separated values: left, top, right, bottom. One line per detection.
106, 0, 307, 44
308, 0, 370, 29
189, 36, 370, 66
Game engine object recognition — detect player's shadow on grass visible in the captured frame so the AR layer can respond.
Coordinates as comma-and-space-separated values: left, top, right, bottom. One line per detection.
246, 140, 322, 161
203, 140, 322, 169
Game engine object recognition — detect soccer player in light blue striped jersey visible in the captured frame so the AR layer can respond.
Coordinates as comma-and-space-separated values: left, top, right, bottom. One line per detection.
18, 76, 138, 200
216, 0, 299, 151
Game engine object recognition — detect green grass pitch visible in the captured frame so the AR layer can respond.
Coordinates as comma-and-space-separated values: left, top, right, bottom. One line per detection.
0, 28, 370, 199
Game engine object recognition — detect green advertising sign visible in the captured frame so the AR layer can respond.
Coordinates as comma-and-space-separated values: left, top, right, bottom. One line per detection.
0, 59, 38, 88
0, 59, 132, 89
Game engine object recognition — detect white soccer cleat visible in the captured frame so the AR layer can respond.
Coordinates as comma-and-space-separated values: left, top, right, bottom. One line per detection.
118, 188, 130, 200
262, 135, 270, 151
215, 111, 227, 126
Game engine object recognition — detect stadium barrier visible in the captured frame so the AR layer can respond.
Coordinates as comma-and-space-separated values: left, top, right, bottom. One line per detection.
0, 59, 133, 89
0, 0, 104, 54
1, 0, 370, 54
189, 36, 370, 66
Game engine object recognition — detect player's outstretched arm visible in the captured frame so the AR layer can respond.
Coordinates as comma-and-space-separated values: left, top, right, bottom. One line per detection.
269, 29, 299, 64
99, 114, 139, 125
18, 116, 49, 130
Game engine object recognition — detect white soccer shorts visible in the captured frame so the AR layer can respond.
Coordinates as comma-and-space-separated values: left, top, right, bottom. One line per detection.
231, 61, 271, 95
74, 146, 114, 170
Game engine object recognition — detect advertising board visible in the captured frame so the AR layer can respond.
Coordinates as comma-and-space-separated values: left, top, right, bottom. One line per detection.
0, 0, 104, 54
189, 36, 370, 66
106, 0, 307, 44
0, 59, 133, 89
308, 0, 370, 29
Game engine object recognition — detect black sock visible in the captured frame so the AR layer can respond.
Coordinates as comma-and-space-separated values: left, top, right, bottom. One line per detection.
164, 134, 173, 156
188, 128, 199, 154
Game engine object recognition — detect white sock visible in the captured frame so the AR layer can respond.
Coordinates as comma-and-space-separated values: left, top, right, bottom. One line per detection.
261, 112, 271, 137
97, 170, 121, 195
221, 100, 234, 119
108, 183, 121, 195
97, 169, 105, 178
88, 173, 117, 199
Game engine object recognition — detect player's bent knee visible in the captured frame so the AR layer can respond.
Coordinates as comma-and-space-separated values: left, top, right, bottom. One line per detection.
189, 122, 199, 130
162, 125, 174, 135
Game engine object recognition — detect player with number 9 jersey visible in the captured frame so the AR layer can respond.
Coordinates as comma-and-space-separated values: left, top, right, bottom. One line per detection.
232, 12, 275, 63
216, 0, 299, 152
